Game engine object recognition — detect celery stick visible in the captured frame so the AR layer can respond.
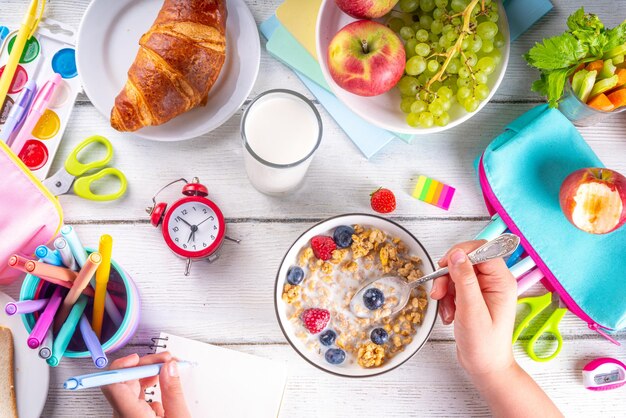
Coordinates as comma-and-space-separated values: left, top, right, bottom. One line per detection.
600, 59, 616, 79
571, 69, 588, 95
613, 54, 625, 65
603, 43, 626, 60
590, 74, 619, 98
577, 70, 597, 103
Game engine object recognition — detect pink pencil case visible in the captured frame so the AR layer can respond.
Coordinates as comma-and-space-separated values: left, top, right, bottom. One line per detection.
0, 140, 63, 284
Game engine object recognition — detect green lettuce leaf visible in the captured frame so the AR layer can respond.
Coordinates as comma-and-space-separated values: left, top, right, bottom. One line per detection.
525, 33, 587, 70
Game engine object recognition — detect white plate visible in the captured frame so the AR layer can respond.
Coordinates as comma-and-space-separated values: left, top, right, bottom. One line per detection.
316, 0, 510, 135
274, 214, 438, 378
77, 0, 260, 141
0, 292, 49, 418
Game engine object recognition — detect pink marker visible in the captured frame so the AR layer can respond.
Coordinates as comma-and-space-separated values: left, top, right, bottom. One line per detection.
27, 287, 63, 349
10, 73, 62, 155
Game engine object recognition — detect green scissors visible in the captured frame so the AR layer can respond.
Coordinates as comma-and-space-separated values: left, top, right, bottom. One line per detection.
43, 135, 127, 201
513, 292, 568, 362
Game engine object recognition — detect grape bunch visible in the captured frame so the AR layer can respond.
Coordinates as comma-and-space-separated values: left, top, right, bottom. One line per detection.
387, 0, 505, 128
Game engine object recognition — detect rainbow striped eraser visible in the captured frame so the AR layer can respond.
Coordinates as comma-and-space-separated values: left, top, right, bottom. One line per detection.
412, 175, 456, 210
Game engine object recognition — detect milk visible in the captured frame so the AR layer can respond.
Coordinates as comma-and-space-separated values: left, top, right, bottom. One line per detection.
242, 90, 321, 195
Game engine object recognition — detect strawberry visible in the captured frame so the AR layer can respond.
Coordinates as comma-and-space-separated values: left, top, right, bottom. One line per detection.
301, 308, 330, 334
370, 188, 396, 214
311, 235, 336, 260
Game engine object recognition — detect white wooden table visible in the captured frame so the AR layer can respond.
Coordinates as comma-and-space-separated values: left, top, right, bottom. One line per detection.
3, 0, 626, 416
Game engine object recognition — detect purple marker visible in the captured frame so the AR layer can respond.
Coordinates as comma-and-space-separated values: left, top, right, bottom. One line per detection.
1, 79, 36, 144
5, 298, 49, 316
27, 287, 63, 349
79, 315, 108, 368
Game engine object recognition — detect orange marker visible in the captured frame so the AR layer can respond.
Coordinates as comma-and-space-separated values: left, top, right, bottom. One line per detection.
8, 254, 32, 272
25, 260, 77, 283
54, 253, 101, 332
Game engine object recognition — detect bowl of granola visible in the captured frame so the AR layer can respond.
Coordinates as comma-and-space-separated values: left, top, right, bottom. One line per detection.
275, 214, 438, 377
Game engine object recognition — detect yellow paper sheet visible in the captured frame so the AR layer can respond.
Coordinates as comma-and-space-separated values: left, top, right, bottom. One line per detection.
276, 0, 322, 60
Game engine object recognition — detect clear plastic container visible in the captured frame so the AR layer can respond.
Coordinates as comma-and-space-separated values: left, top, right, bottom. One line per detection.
559, 81, 626, 127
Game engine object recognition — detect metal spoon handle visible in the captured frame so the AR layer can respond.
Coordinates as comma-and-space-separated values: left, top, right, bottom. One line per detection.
410, 233, 520, 288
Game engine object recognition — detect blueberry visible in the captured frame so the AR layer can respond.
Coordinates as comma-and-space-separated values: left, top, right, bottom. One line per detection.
363, 288, 385, 310
286, 266, 304, 285
370, 328, 389, 345
325, 348, 346, 365
333, 225, 354, 249
319, 330, 337, 346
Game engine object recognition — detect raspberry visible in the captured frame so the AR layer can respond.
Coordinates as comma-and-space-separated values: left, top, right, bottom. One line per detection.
370, 188, 397, 214
311, 235, 336, 260
301, 308, 330, 334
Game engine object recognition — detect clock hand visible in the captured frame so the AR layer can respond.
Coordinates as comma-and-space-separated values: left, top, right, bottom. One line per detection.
187, 230, 194, 243
196, 216, 213, 227
177, 217, 192, 228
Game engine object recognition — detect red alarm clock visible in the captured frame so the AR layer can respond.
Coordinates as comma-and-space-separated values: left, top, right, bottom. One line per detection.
146, 177, 237, 275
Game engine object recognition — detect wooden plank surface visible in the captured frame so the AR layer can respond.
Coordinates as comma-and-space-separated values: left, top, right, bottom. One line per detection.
1, 0, 625, 417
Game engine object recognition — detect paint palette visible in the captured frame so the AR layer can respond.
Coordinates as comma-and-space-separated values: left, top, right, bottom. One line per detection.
0, 18, 80, 180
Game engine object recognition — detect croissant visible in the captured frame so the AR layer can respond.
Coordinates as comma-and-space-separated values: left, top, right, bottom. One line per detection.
111, 0, 227, 132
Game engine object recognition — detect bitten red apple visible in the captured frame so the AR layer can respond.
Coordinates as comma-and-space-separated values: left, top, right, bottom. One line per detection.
335, 0, 399, 19
327, 20, 405, 97
559, 167, 626, 234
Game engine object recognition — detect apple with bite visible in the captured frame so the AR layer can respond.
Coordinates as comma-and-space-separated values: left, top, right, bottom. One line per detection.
328, 20, 405, 97
335, 0, 399, 19
559, 167, 626, 234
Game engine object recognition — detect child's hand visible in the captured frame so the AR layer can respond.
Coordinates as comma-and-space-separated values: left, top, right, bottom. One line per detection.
101, 352, 191, 418
430, 240, 518, 378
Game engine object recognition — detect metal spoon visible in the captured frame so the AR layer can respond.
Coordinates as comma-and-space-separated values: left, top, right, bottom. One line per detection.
349, 234, 521, 319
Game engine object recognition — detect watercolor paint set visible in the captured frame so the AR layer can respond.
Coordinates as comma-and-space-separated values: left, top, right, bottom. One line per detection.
0, 18, 80, 180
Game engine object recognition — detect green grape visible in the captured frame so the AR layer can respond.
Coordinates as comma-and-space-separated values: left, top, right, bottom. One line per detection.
461, 37, 471, 51
400, 26, 415, 40
428, 99, 444, 117
435, 0, 448, 8
488, 11, 499, 23
411, 100, 428, 113
457, 86, 471, 101
481, 39, 494, 54
474, 84, 490, 100
419, 90, 435, 102
457, 77, 471, 87
405, 38, 418, 58
470, 35, 483, 53
416, 29, 429, 42
435, 112, 450, 126
437, 86, 453, 99
489, 49, 502, 65
427, 59, 440, 73
429, 32, 439, 43
445, 30, 457, 42
399, 0, 419, 12
439, 36, 451, 49
407, 112, 421, 127
458, 67, 471, 79
415, 43, 431, 57
431, 20, 443, 34
433, 8, 445, 20
400, 97, 414, 113
398, 76, 420, 95
406, 56, 427, 76
463, 97, 480, 112
388, 17, 405, 33
451, 17, 461, 26
418, 112, 435, 128
442, 98, 452, 111
442, 24, 454, 34
444, 77, 459, 94
417, 73, 429, 85
420, 0, 436, 12
465, 52, 478, 67
451, 0, 469, 13
431, 80, 443, 92
477, 22, 498, 40
420, 15, 434, 30
474, 71, 488, 85
446, 58, 461, 74
412, 22, 422, 33
494, 32, 505, 48
476, 56, 495, 75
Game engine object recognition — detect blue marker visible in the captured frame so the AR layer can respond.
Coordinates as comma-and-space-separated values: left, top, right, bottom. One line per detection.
509, 256, 537, 279
48, 295, 88, 367
474, 214, 508, 241
506, 242, 525, 268
35, 245, 63, 266
0, 79, 36, 143
0, 27, 9, 43
78, 314, 107, 368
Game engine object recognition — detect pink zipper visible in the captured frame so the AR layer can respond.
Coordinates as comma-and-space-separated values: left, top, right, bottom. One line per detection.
478, 154, 620, 346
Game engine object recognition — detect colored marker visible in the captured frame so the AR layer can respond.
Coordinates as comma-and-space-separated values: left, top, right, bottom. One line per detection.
79, 315, 108, 368
506, 242, 525, 268
11, 73, 62, 155
27, 287, 62, 349
474, 214, 508, 241
0, 27, 9, 43
64, 361, 193, 390
4, 298, 48, 316
7, 254, 31, 271
54, 236, 78, 271
54, 252, 101, 332
0, 79, 36, 143
25, 259, 77, 283
48, 295, 88, 367
509, 256, 537, 279
35, 245, 63, 266
93, 235, 112, 339
517, 268, 544, 296
38, 329, 53, 360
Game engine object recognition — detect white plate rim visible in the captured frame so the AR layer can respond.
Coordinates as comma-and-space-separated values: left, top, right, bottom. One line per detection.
76, 0, 260, 141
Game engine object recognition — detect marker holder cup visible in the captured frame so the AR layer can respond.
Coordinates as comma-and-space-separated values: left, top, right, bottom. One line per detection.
19, 248, 140, 360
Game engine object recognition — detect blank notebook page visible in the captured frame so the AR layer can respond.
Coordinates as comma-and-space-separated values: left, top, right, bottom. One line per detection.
150, 333, 288, 418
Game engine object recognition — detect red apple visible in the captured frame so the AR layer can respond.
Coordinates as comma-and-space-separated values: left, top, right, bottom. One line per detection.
559, 167, 626, 234
335, 0, 399, 19
327, 20, 405, 97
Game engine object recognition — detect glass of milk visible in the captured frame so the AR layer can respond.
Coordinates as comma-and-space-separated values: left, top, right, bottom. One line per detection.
241, 90, 323, 195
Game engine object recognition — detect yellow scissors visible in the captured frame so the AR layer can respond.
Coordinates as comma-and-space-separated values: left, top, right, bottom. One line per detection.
43, 135, 127, 201
513, 292, 568, 362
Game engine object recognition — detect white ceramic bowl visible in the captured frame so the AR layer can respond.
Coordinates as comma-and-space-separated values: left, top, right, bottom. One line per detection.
274, 214, 438, 377
316, 0, 510, 135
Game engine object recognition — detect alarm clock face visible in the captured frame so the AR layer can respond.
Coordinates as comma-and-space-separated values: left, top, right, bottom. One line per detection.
163, 197, 225, 258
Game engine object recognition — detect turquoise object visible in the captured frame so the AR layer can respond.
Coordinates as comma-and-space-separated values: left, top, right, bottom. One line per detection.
51, 48, 77, 79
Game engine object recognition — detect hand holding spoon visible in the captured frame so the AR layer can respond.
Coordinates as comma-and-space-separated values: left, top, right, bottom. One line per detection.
349, 234, 521, 319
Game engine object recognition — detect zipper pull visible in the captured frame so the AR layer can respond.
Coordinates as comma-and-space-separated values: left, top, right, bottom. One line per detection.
589, 323, 621, 346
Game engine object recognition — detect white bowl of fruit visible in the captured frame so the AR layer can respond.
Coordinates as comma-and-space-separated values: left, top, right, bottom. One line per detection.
274, 214, 438, 377
317, 0, 510, 133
